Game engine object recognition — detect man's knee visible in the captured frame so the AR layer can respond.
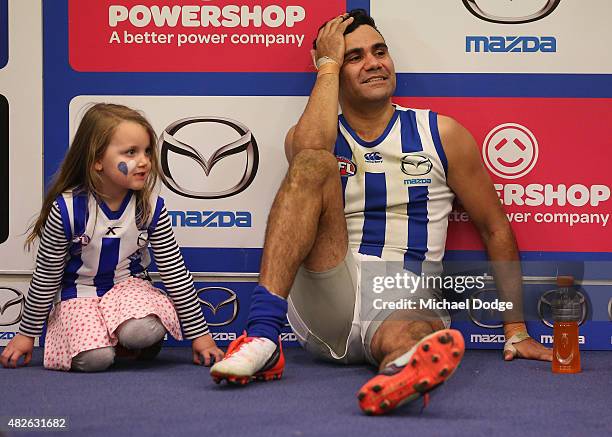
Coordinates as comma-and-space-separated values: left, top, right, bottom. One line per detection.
288, 149, 339, 187
369, 312, 444, 362
71, 346, 115, 372
116, 315, 166, 350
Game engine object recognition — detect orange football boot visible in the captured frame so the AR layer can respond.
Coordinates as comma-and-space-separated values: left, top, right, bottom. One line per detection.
357, 328, 465, 415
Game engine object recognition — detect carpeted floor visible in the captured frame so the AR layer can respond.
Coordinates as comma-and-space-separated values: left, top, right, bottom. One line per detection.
0, 348, 610, 437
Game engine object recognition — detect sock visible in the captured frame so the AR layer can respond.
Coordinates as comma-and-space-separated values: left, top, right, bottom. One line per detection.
246, 285, 288, 343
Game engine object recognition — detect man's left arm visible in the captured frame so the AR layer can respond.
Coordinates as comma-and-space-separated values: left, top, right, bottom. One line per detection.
439, 115, 552, 362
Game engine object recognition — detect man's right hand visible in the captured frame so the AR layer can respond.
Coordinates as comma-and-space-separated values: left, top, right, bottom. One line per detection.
313, 14, 355, 66
0, 333, 34, 368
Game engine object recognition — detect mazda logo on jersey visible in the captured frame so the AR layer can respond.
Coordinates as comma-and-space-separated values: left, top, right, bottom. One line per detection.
159, 117, 259, 199
0, 287, 24, 326
401, 154, 433, 176
462, 0, 561, 24
467, 288, 503, 329
197, 286, 239, 327
537, 289, 588, 328
608, 297, 612, 321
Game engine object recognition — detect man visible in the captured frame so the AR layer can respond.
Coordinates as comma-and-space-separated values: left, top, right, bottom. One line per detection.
210, 9, 552, 415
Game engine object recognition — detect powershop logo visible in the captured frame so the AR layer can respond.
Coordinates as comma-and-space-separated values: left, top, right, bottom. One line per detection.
482, 122, 611, 227
70, 0, 345, 72
159, 117, 259, 200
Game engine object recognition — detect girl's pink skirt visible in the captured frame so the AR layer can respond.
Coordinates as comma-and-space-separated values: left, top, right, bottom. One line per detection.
43, 277, 183, 371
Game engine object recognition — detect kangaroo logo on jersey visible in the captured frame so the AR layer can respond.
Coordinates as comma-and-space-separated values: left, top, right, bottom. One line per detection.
337, 156, 357, 177
364, 152, 383, 163
70, 233, 91, 255
401, 154, 433, 176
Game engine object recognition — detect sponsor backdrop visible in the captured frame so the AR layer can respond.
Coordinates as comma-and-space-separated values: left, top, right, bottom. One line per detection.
3, 0, 612, 349
0, 0, 43, 274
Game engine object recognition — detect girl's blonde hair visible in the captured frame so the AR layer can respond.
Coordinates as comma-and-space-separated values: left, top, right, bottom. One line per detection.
26, 103, 164, 249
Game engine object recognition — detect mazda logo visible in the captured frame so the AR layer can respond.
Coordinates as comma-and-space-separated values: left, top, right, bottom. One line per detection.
537, 289, 588, 328
159, 117, 259, 199
608, 297, 612, 321
197, 286, 239, 327
0, 287, 24, 326
467, 288, 503, 329
401, 154, 433, 176
463, 0, 561, 24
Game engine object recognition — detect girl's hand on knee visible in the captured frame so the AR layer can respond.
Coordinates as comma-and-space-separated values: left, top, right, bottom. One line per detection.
191, 334, 225, 366
0, 334, 34, 368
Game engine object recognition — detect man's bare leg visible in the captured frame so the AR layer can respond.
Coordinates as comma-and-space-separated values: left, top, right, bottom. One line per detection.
259, 149, 349, 297
370, 310, 445, 369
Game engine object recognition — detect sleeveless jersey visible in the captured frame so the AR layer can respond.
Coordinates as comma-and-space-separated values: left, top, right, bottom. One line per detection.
55, 190, 163, 301
334, 105, 455, 272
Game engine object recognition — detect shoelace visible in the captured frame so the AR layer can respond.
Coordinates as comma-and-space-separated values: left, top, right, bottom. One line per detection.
225, 338, 271, 364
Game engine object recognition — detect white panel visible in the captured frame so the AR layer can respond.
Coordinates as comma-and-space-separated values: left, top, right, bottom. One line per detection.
372, 0, 612, 73
69, 95, 308, 248
0, 0, 43, 272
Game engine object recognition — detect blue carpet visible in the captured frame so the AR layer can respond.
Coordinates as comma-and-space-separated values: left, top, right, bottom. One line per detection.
0, 348, 610, 437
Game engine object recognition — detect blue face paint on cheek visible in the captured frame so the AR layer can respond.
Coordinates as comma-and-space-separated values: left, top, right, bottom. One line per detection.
118, 161, 128, 176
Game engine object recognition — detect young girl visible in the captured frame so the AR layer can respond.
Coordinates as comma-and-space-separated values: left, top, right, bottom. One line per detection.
0, 103, 224, 371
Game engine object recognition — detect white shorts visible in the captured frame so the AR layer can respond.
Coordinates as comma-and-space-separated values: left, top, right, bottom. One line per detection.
287, 248, 451, 366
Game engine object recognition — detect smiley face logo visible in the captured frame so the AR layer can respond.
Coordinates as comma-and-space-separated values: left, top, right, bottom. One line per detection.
482, 123, 539, 180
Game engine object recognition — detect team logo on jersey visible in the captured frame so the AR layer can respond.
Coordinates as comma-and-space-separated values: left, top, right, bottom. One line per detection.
364, 152, 383, 163
137, 230, 149, 248
401, 154, 433, 176
337, 156, 357, 177
71, 233, 91, 246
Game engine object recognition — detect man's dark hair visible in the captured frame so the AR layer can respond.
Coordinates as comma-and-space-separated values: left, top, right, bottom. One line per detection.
312, 9, 383, 50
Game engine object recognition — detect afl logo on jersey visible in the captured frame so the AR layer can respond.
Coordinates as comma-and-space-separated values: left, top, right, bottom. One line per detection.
401, 154, 433, 176
336, 156, 357, 177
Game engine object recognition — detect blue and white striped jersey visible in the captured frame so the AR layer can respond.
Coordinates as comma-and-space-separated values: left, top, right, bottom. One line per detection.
335, 105, 455, 271
55, 189, 156, 300
19, 189, 209, 339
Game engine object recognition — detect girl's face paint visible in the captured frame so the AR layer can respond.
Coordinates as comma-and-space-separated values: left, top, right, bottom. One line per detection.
117, 160, 136, 176
118, 161, 128, 175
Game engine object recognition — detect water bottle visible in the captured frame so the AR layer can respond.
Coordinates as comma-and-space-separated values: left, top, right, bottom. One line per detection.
551, 275, 581, 374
